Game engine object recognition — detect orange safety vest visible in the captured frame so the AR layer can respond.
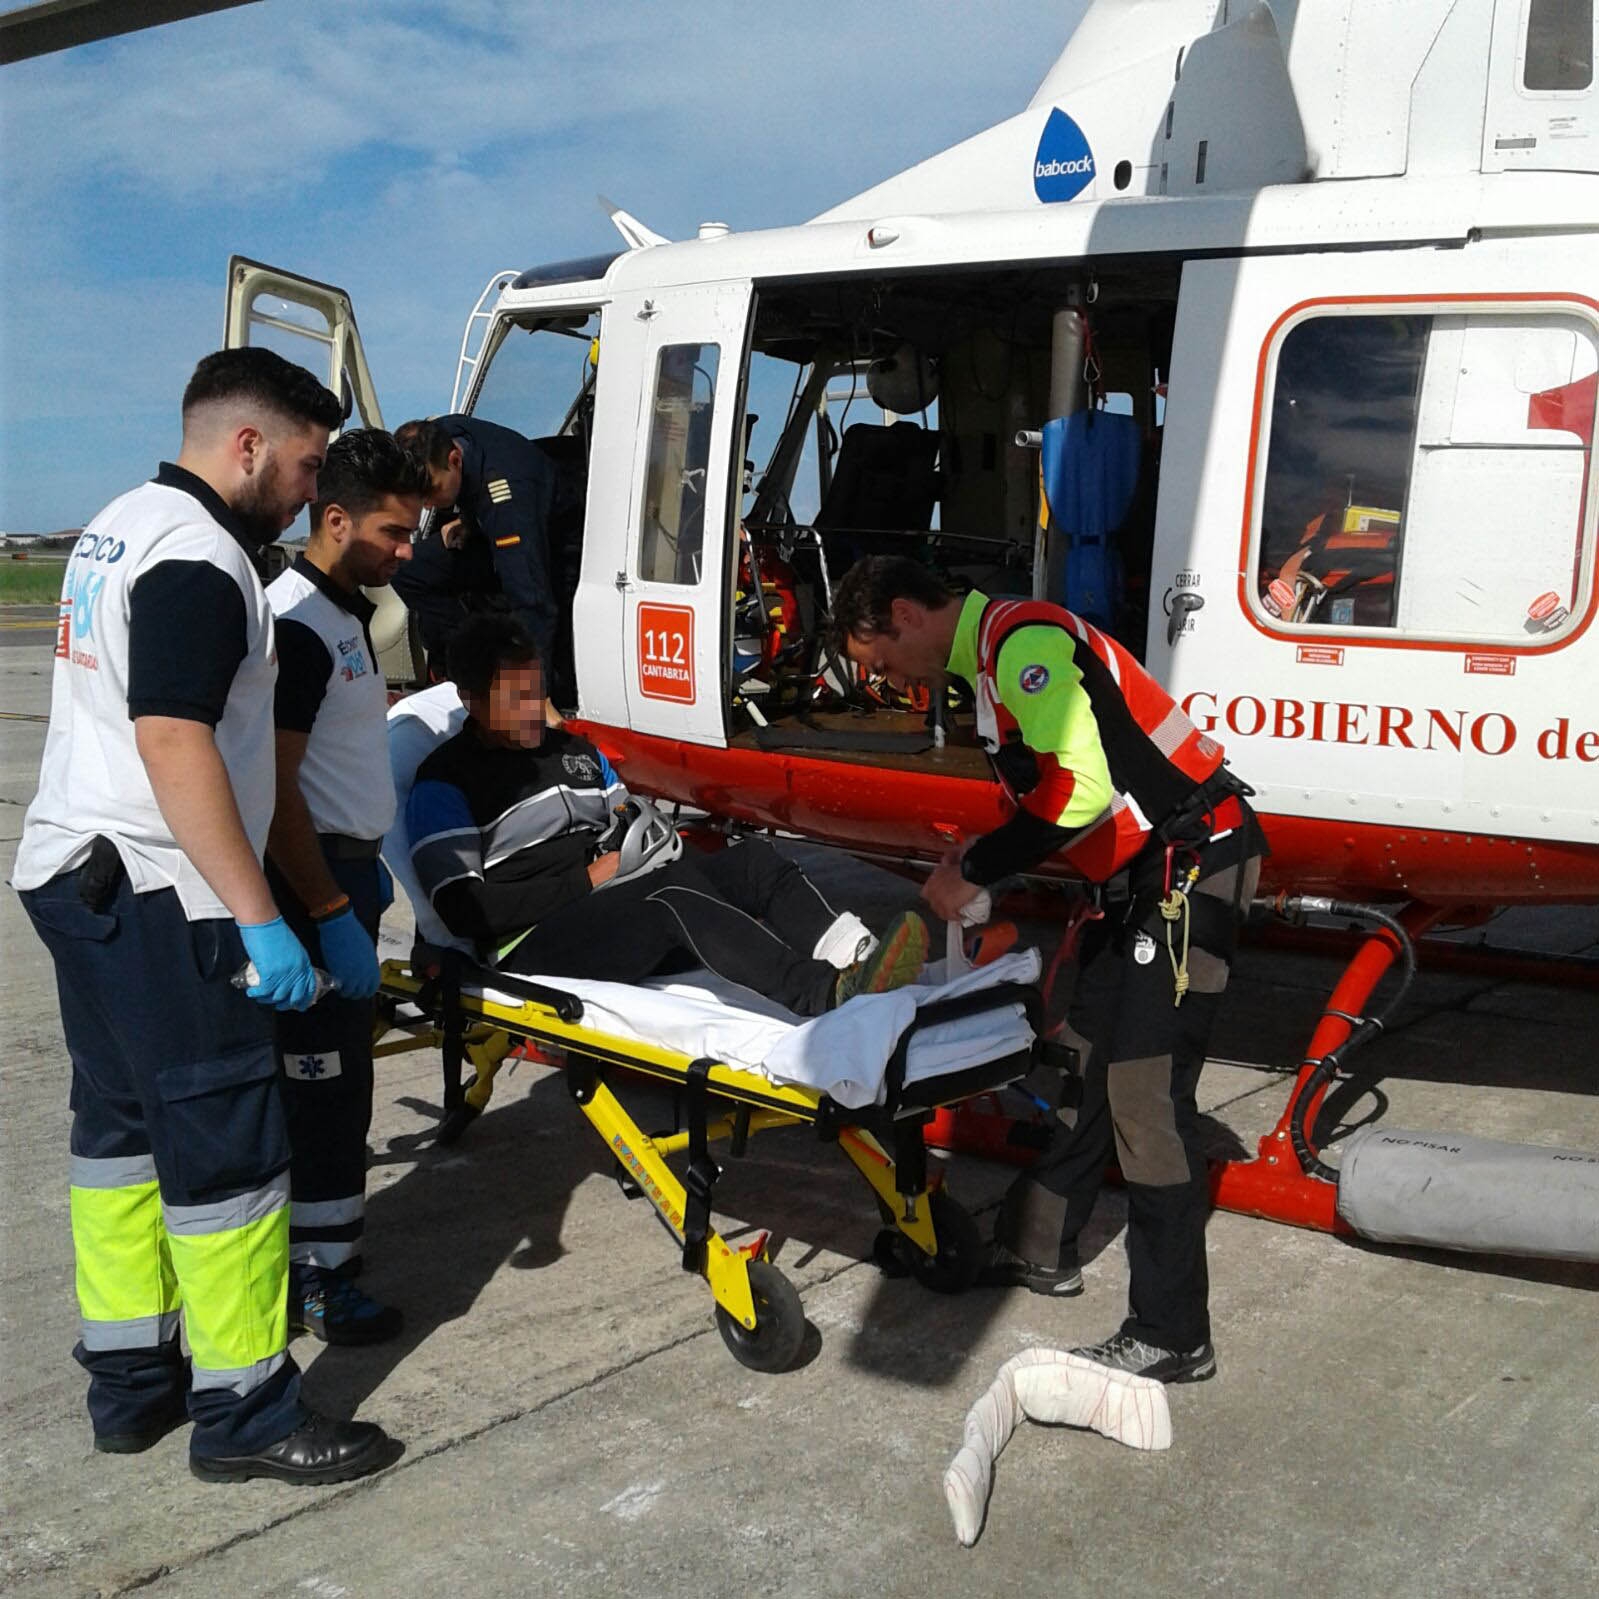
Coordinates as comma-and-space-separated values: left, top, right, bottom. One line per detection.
972, 597, 1229, 881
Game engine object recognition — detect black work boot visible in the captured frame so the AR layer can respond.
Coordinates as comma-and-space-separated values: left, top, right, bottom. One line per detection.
190, 1410, 401, 1485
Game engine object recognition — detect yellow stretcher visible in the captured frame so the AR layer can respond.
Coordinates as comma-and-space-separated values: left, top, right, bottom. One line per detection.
375, 954, 1052, 1372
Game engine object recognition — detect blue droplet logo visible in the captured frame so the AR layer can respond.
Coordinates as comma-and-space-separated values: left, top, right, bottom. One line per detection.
1033, 108, 1096, 203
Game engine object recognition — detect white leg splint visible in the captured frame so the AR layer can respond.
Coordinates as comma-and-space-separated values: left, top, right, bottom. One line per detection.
942, 1347, 1172, 1546
1012, 1351, 1172, 1449
812, 910, 878, 969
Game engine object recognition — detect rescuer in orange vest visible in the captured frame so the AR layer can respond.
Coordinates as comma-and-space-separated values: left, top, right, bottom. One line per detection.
830, 555, 1267, 1386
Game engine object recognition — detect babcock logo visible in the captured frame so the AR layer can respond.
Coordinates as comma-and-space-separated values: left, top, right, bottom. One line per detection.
1033, 107, 1095, 203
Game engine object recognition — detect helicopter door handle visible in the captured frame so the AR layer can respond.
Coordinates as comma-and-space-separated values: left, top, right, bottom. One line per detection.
615, 570, 631, 592
1165, 589, 1204, 646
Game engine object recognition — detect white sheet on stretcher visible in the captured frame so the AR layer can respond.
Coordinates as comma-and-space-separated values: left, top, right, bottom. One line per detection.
462, 947, 1041, 1110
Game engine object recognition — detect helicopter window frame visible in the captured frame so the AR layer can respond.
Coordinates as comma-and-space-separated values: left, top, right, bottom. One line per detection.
637, 340, 722, 587
1242, 293, 1599, 655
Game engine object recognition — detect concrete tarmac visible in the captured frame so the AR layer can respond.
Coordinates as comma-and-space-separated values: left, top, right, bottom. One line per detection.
2, 630, 1595, 1599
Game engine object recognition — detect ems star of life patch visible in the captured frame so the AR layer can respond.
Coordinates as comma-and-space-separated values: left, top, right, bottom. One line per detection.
1019, 663, 1050, 694
487, 478, 513, 503
285, 1050, 341, 1082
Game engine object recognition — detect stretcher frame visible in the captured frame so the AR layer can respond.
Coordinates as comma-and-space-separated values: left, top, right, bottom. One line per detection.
375, 953, 1052, 1370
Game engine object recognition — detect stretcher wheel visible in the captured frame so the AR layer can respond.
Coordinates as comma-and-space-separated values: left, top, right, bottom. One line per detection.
715, 1261, 806, 1373
904, 1189, 983, 1294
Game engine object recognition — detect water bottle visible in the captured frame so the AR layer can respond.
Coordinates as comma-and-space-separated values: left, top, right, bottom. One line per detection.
231, 961, 339, 1005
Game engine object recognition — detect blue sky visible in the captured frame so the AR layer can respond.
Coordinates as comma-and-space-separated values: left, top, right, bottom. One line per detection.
0, 0, 1082, 531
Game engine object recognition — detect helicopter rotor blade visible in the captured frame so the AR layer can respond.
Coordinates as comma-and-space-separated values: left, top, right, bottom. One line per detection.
1, 0, 262, 66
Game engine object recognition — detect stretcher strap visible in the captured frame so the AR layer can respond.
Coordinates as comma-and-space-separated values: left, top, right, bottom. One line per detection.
681, 1057, 721, 1275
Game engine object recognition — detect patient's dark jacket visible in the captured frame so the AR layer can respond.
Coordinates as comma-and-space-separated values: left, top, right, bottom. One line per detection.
407, 724, 626, 954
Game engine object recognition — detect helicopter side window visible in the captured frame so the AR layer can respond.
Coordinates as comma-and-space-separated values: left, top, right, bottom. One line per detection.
1524, 0, 1593, 92
639, 342, 720, 586
1254, 308, 1596, 643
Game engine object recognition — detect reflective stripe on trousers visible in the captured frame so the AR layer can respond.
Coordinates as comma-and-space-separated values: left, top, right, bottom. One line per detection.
71, 1152, 290, 1394
70, 1152, 181, 1352
163, 1170, 291, 1393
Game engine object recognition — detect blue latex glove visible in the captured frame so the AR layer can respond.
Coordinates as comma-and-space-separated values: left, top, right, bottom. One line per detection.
238, 916, 321, 1011
315, 906, 380, 1000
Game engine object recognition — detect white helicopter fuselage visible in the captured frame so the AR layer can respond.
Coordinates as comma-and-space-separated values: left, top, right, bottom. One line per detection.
229, 0, 1599, 906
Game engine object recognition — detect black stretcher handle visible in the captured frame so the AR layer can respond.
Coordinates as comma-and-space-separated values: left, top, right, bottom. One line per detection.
461, 962, 585, 1024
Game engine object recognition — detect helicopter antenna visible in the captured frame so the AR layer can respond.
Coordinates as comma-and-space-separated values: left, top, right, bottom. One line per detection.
598, 196, 670, 251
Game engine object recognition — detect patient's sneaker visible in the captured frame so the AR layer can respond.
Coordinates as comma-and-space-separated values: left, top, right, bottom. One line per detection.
290, 1265, 403, 1347
975, 1240, 1084, 1296
1071, 1330, 1216, 1384
833, 911, 929, 1006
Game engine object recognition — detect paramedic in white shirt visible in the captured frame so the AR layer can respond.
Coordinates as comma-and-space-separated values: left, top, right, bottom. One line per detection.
263, 429, 426, 1347
14, 347, 400, 1486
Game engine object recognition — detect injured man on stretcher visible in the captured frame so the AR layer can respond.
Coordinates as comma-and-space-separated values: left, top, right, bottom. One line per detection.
405, 614, 930, 1013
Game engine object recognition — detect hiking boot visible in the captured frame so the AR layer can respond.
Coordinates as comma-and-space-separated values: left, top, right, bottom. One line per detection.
975, 1240, 1084, 1297
1071, 1330, 1216, 1384
191, 1409, 400, 1486
290, 1265, 403, 1347
834, 911, 929, 1006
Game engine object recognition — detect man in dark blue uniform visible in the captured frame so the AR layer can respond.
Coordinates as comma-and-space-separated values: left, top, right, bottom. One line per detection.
392, 415, 561, 688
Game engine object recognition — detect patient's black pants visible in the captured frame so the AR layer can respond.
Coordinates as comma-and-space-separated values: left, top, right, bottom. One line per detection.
499, 838, 842, 1015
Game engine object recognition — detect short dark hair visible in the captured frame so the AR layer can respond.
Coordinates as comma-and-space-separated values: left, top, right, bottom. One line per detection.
310, 429, 431, 530
826, 555, 955, 650
447, 611, 542, 698
394, 418, 456, 473
180, 346, 343, 432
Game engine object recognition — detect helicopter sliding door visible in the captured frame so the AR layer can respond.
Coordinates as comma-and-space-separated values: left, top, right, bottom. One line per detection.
601, 282, 751, 745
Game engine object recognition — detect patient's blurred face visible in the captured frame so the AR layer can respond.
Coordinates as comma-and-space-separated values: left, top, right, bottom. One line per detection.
481, 659, 546, 748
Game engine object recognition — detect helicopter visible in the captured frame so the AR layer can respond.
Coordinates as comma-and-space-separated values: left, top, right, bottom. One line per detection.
221, 0, 1598, 910
215, 0, 1597, 1237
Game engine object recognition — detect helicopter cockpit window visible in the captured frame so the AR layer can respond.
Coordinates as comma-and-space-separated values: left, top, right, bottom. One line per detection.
468, 311, 601, 445
1254, 308, 1596, 643
639, 342, 719, 586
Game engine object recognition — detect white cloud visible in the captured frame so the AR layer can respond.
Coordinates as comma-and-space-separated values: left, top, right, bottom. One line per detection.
0, 0, 1085, 525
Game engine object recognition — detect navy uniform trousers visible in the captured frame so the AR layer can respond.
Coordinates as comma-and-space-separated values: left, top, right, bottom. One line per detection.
997, 827, 1264, 1352
267, 850, 383, 1273
22, 864, 303, 1457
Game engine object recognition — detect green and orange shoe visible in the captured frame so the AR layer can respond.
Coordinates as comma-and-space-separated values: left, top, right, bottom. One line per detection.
833, 911, 930, 1006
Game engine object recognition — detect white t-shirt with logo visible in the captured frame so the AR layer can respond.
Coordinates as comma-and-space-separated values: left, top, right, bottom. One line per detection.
15, 471, 277, 922
265, 557, 395, 840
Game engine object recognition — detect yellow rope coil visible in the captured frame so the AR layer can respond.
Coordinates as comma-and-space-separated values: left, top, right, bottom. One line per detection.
1159, 889, 1191, 1007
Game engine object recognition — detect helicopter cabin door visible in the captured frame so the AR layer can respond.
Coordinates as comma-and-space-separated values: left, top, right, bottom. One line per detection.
609, 282, 751, 746
219, 256, 420, 681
